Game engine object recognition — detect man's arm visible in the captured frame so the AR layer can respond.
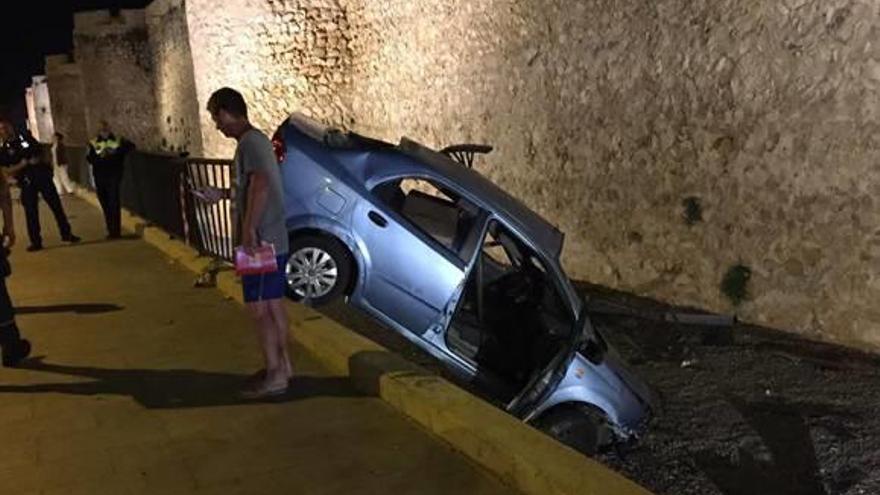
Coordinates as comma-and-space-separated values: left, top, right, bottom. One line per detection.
86, 145, 98, 165
56, 143, 68, 167
0, 172, 14, 247
2, 156, 35, 178
242, 168, 270, 249
4, 134, 42, 178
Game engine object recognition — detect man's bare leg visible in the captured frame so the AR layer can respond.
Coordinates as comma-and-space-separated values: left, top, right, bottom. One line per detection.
246, 301, 287, 390
267, 298, 292, 379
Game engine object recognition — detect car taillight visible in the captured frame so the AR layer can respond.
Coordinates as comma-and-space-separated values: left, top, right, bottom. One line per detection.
271, 132, 286, 164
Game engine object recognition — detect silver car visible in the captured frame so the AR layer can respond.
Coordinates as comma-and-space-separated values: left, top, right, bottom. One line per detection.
275, 113, 654, 454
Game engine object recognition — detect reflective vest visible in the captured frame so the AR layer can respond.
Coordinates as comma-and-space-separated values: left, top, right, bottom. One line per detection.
90, 136, 122, 156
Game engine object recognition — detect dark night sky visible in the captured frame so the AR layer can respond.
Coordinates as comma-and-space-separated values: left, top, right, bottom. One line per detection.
0, 0, 150, 126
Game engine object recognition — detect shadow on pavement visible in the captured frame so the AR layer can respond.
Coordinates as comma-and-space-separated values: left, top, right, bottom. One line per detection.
1, 357, 361, 408
39, 234, 141, 251
16, 303, 125, 315
695, 396, 864, 495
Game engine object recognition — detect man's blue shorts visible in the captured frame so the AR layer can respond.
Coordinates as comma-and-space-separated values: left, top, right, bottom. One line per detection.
242, 254, 288, 303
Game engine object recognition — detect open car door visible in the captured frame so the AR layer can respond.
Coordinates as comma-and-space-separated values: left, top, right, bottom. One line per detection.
505, 307, 584, 419
444, 219, 582, 413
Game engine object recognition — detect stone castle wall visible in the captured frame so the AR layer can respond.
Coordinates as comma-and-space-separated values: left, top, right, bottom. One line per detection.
45, 55, 89, 146
337, 0, 880, 350
183, 0, 353, 157
48, 0, 880, 350
29, 76, 56, 143
24, 88, 37, 140
147, 0, 203, 155
236, 0, 878, 350
73, 9, 159, 148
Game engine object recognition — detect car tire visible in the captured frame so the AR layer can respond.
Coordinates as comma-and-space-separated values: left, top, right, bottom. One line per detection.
533, 404, 609, 456
285, 235, 353, 307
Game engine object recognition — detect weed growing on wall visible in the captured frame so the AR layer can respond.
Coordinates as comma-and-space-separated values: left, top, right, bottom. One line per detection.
721, 264, 751, 306
682, 196, 703, 226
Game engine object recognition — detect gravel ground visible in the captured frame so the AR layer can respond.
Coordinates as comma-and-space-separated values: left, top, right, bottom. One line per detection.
315, 285, 880, 495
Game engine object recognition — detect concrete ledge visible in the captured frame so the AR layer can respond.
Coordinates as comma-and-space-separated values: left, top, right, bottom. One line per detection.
76, 189, 652, 495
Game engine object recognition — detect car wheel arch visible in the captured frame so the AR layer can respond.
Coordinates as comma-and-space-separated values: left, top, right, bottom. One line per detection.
533, 372, 632, 422
531, 401, 614, 454
530, 392, 620, 435
533, 401, 611, 426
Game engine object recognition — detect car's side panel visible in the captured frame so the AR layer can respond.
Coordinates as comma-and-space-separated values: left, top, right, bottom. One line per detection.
351, 196, 465, 336
281, 126, 466, 338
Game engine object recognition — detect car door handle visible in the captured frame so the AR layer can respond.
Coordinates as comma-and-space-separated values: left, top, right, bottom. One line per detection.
368, 211, 388, 227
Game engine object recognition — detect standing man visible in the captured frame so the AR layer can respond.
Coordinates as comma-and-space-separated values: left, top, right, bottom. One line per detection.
0, 135, 31, 367
52, 132, 76, 195
206, 87, 291, 398
86, 120, 133, 239
0, 119, 80, 252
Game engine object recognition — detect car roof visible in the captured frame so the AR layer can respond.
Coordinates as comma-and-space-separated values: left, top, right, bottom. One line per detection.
396, 138, 564, 258
286, 112, 395, 151
283, 113, 565, 258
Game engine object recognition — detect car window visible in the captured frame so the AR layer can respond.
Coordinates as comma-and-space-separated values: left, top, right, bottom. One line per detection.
479, 220, 574, 333
481, 223, 515, 268
374, 177, 478, 257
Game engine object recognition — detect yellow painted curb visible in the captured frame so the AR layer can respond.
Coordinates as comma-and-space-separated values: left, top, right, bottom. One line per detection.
76, 188, 653, 495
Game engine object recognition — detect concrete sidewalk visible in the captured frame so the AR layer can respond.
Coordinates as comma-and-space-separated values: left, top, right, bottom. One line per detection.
0, 196, 517, 495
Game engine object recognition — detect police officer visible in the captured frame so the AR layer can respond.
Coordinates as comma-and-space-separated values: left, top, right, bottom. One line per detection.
0, 134, 30, 367
87, 120, 133, 239
0, 119, 80, 251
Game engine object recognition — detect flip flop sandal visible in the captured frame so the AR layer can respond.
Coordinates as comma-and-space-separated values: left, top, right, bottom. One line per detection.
239, 378, 289, 400
245, 368, 294, 387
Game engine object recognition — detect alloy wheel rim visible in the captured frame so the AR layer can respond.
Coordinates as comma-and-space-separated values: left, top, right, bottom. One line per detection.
286, 247, 338, 299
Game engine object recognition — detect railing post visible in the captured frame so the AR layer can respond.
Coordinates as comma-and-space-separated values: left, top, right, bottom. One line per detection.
182, 157, 235, 263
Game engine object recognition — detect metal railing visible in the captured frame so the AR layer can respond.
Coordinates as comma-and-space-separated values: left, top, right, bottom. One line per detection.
64, 146, 236, 263
123, 152, 189, 239
183, 158, 235, 262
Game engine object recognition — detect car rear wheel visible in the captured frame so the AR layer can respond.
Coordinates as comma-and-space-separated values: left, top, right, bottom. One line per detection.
533, 404, 610, 456
285, 235, 352, 306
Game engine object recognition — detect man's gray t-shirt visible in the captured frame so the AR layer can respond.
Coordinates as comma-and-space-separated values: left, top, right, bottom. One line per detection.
234, 128, 289, 254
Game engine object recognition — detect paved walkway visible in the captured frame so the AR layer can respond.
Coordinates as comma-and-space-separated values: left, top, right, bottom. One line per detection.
0, 196, 516, 495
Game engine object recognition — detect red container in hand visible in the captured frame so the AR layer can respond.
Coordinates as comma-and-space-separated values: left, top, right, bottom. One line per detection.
234, 244, 278, 276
